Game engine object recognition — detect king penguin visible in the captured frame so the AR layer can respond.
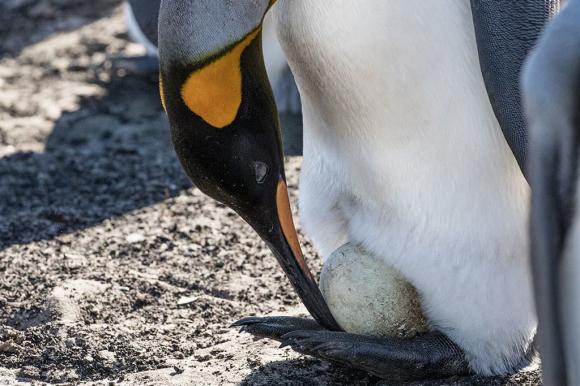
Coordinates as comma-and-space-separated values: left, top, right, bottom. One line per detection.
158, 0, 558, 382
524, 1, 580, 384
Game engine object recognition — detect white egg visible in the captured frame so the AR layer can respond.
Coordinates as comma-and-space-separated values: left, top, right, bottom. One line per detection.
320, 243, 427, 338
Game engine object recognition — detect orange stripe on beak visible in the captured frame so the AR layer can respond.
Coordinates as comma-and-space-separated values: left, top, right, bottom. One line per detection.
276, 180, 311, 276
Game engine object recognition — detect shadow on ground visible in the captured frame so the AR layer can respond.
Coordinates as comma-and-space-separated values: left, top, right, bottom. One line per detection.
0, 0, 302, 252
0, 73, 190, 250
0, 0, 120, 58
241, 358, 541, 386
0, 72, 302, 251
240, 359, 377, 386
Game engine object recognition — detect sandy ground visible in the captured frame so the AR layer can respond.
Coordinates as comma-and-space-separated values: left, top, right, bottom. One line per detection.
0, 1, 542, 385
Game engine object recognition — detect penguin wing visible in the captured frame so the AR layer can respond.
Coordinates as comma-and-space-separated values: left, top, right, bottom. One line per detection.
524, 1, 580, 383
470, 0, 560, 175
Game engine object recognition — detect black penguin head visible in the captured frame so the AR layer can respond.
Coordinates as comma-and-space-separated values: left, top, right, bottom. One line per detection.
158, 0, 340, 330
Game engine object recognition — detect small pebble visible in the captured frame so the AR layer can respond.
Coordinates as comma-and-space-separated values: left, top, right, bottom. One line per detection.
0, 340, 18, 353
172, 366, 185, 375
19, 366, 41, 379
126, 233, 145, 243
98, 350, 116, 362
177, 296, 197, 306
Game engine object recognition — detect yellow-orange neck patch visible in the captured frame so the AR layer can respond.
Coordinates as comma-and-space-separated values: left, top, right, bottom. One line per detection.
180, 28, 261, 128
159, 75, 167, 112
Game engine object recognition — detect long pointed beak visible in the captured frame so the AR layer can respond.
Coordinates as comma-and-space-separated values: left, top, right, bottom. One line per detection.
263, 179, 341, 330
158, 0, 340, 331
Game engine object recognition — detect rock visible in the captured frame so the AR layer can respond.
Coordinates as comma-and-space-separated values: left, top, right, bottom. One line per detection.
46, 287, 82, 323
176, 296, 196, 306
0, 340, 19, 354
126, 233, 145, 243
64, 253, 87, 271
320, 243, 427, 338
45, 279, 108, 323
98, 350, 116, 363
18, 366, 40, 380
172, 365, 184, 375
0, 326, 23, 344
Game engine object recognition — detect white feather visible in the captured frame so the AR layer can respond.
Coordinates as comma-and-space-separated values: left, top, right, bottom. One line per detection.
263, 9, 302, 113
274, 0, 535, 375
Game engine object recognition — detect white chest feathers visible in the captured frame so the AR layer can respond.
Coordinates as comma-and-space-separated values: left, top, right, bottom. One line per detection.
273, 0, 534, 375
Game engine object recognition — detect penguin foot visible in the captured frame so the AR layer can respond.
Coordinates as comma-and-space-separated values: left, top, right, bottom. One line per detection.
231, 316, 323, 340
110, 56, 159, 76
233, 316, 471, 382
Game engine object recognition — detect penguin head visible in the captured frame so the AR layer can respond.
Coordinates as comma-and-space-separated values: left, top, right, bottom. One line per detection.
158, 0, 281, 223
158, 0, 340, 330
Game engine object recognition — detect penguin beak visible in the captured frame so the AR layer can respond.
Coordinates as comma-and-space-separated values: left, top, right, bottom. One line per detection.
158, 0, 340, 331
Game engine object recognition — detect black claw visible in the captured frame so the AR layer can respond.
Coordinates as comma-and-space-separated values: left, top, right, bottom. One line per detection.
231, 316, 323, 341
230, 318, 255, 328
230, 316, 264, 327
279, 341, 291, 349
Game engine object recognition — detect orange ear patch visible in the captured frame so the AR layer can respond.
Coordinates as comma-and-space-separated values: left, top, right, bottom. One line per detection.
180, 29, 261, 128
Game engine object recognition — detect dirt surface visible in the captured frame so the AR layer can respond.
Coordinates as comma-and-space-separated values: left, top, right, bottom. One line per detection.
0, 1, 541, 385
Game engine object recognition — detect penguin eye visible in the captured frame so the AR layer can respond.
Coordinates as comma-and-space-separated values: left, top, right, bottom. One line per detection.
252, 161, 269, 184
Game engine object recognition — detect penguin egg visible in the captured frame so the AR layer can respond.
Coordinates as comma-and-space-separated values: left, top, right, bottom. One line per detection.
320, 243, 427, 338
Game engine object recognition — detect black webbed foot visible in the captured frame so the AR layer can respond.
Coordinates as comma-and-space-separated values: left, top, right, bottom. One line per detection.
281, 329, 471, 381
233, 316, 471, 382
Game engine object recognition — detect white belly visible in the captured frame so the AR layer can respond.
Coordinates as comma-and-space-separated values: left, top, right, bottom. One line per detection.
274, 0, 535, 376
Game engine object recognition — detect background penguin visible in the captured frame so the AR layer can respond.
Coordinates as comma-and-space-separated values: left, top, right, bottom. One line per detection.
112, 0, 160, 74
158, 0, 558, 382
523, 1, 580, 384
125, 0, 158, 56
123, 0, 301, 114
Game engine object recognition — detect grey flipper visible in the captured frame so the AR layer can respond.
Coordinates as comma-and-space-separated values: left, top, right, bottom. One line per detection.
523, 0, 580, 385
470, 0, 560, 175
127, 0, 160, 48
